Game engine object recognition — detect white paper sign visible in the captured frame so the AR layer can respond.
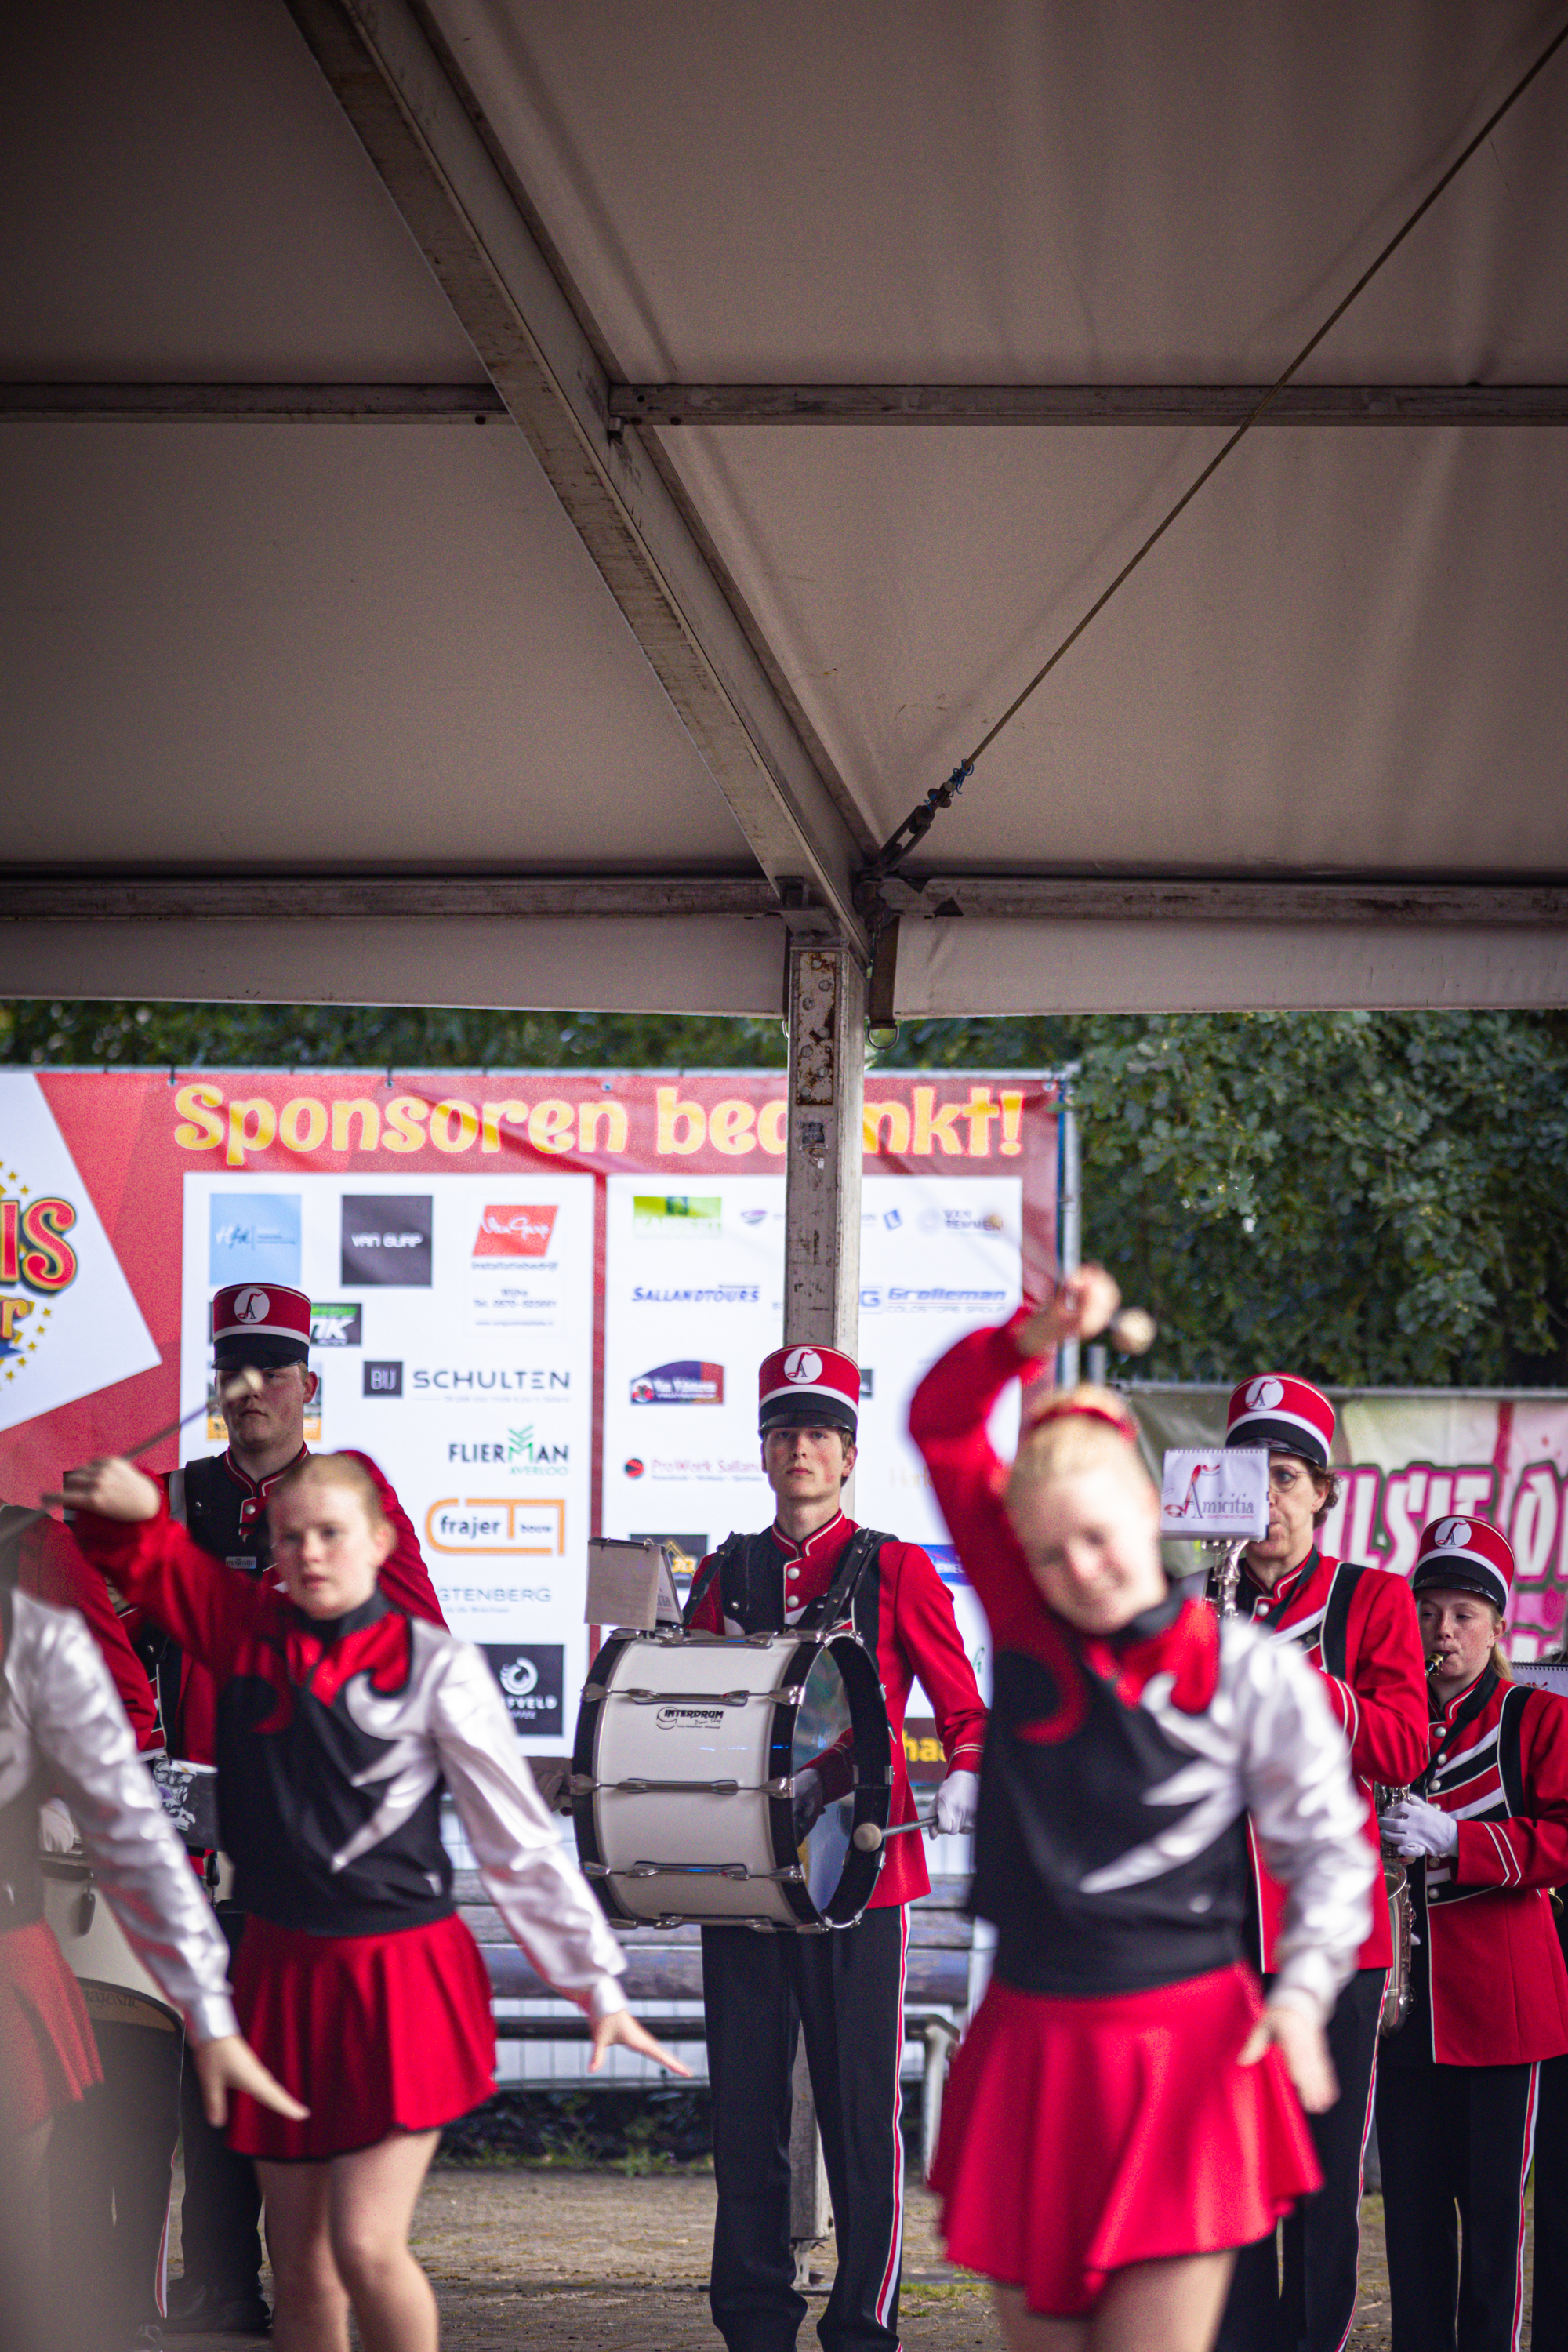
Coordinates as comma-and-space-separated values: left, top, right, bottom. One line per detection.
1160, 1446, 1270, 1540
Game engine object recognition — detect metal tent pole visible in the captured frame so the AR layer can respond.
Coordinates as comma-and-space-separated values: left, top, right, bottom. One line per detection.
782, 937, 867, 2282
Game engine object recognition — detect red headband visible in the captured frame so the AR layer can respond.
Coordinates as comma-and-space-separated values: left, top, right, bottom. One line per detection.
1024, 1395, 1139, 1444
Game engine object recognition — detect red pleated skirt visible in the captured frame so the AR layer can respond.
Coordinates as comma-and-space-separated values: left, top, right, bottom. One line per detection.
229, 1911, 496, 2161
0, 1917, 103, 2135
931, 1963, 1319, 2318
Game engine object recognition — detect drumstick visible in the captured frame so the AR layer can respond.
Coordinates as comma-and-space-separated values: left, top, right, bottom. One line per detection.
852, 1812, 938, 1853
15, 1369, 264, 1538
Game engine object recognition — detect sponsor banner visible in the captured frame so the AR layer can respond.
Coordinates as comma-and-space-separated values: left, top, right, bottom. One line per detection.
0, 1071, 1060, 1753
1132, 1388, 1568, 1658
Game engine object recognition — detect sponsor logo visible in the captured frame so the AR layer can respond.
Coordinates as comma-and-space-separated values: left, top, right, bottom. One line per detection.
624, 1458, 646, 1479
631, 1530, 707, 1568
209, 1192, 300, 1287
630, 1285, 760, 1305
739, 1207, 768, 1228
1167, 1460, 1223, 1519
473, 1204, 557, 1259
782, 1345, 822, 1385
411, 1367, 571, 1394
623, 1456, 766, 1483
310, 1302, 362, 1348
1245, 1376, 1286, 1412
364, 1359, 403, 1397
425, 1497, 565, 1556
860, 1285, 1008, 1313
1432, 1518, 1474, 1548
858, 1368, 874, 1399
482, 1643, 564, 1733
884, 1207, 903, 1230
341, 1196, 432, 1288
446, 1427, 570, 1469
655, 1704, 724, 1730
631, 1360, 724, 1406
633, 1196, 720, 1227
0, 1160, 78, 1370
918, 1207, 1005, 1236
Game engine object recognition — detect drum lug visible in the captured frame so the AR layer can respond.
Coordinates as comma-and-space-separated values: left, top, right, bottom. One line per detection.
775, 1686, 805, 1707
582, 1861, 610, 1878
582, 1683, 607, 1702
764, 1776, 794, 1799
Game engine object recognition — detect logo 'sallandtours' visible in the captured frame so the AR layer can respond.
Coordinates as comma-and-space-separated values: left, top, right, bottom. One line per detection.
0, 1158, 78, 1385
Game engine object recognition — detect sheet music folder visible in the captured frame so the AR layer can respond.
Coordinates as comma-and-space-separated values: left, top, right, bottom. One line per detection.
585, 1536, 684, 1629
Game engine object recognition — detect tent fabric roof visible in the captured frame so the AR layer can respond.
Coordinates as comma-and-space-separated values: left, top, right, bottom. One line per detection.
3, 1, 1567, 1012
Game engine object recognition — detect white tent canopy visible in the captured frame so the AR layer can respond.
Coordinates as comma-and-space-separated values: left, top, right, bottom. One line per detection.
4, 0, 1568, 1013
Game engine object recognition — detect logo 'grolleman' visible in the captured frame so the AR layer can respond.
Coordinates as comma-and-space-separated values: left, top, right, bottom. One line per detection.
474, 1205, 557, 1259
1246, 1376, 1285, 1410
1433, 1518, 1473, 1548
783, 1346, 822, 1385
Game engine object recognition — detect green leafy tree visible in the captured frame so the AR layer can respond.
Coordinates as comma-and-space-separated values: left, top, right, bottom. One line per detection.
4, 1000, 1564, 1388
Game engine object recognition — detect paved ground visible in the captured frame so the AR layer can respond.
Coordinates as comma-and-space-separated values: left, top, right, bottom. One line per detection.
167, 2166, 1535, 2347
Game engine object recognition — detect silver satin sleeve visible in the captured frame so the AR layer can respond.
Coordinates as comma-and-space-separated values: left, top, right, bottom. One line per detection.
17, 1593, 239, 2044
1224, 1620, 1377, 2020
430, 1640, 629, 2024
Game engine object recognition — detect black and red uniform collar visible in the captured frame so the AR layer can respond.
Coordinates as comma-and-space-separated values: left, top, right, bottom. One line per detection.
768, 1508, 850, 1564
1431, 1665, 1498, 1730
221, 1444, 309, 1531
289, 1587, 390, 1645
1241, 1546, 1320, 1619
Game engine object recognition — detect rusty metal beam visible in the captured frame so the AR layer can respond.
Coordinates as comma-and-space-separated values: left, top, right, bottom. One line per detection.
880, 873, 1568, 924
0, 869, 779, 923
611, 383, 1568, 429
278, 0, 869, 952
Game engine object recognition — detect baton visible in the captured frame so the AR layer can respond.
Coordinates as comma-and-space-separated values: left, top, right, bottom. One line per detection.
10, 1369, 264, 1540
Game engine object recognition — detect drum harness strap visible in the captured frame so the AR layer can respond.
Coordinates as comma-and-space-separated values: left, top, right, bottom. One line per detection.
684, 1524, 891, 1639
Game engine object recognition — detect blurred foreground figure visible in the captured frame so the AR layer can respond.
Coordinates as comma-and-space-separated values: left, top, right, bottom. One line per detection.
0, 1544, 302, 2351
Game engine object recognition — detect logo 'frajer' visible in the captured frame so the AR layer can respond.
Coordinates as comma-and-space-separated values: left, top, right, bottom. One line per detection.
474, 1205, 557, 1259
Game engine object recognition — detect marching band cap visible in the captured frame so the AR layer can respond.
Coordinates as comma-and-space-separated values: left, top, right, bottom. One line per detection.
212, 1282, 311, 1369
758, 1344, 859, 1438
1225, 1373, 1335, 1471
1412, 1515, 1514, 1616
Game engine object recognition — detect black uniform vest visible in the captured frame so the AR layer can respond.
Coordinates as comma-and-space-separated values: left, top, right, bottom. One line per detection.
685, 1525, 888, 1652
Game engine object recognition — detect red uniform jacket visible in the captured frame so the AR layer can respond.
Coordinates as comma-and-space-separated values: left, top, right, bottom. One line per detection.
688, 1511, 985, 1909
16, 1514, 164, 1750
1403, 1670, 1568, 2067
122, 1448, 445, 1763
1231, 1550, 1428, 1973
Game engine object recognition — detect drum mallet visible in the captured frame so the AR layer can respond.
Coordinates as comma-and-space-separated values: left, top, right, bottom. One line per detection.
853, 1812, 938, 1853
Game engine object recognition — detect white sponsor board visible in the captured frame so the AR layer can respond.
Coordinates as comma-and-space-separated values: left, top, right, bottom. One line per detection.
1159, 1446, 1271, 1541
180, 1171, 594, 1745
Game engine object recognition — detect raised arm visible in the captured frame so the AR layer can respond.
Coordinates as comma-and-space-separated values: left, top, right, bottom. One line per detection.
59, 1458, 264, 1680
907, 1315, 1047, 1641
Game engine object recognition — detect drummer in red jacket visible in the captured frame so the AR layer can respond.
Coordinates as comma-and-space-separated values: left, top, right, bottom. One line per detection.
143, 1282, 445, 2339
1377, 1516, 1568, 2352
684, 1344, 986, 2352
1212, 1373, 1430, 2352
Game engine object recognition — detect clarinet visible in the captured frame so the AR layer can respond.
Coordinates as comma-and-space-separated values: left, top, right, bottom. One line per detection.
1374, 1654, 1443, 2037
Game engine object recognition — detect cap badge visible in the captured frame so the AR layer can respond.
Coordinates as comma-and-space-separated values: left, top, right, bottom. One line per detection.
1433, 1518, 1472, 1548
783, 1346, 822, 1385
233, 1288, 271, 1324
1246, 1376, 1284, 1410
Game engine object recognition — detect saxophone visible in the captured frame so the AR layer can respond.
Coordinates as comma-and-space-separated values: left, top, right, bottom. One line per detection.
1374, 1655, 1442, 2038
1209, 1537, 1246, 1619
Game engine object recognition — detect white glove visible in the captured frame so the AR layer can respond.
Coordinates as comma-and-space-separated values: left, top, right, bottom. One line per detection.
792, 1767, 826, 1842
1380, 1795, 1457, 1860
935, 1769, 981, 1837
38, 1797, 78, 1854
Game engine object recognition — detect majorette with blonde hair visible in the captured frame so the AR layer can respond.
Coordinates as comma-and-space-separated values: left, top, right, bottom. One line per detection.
63, 1443, 688, 2352
1375, 1515, 1568, 2352
1210, 1373, 1430, 2352
908, 1274, 1374, 2352
684, 1341, 987, 2352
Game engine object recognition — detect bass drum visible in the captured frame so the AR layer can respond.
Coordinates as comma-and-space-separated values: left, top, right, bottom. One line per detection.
41, 1854, 180, 2036
572, 1628, 892, 1929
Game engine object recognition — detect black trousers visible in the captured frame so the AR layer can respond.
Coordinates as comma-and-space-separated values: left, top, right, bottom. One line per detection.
1216, 1965, 1385, 2352
177, 1906, 263, 2295
1532, 2051, 1568, 2352
49, 2014, 183, 2347
1377, 2053, 1538, 2352
702, 1907, 908, 2352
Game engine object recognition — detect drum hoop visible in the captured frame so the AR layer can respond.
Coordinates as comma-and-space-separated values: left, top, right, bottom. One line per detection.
572, 1628, 894, 1932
